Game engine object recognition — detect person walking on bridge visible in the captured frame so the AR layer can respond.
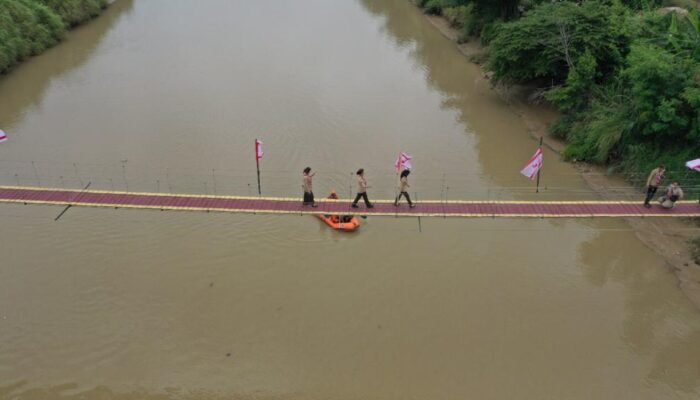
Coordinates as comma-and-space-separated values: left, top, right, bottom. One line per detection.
394, 169, 415, 208
302, 167, 317, 207
644, 165, 665, 208
351, 168, 373, 208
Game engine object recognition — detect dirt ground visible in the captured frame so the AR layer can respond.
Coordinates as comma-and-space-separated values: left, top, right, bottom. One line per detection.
425, 14, 700, 310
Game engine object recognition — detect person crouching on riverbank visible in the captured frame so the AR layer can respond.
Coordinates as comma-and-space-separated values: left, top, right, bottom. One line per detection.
659, 181, 683, 209
644, 165, 665, 208
302, 167, 317, 207
351, 169, 373, 208
394, 169, 415, 208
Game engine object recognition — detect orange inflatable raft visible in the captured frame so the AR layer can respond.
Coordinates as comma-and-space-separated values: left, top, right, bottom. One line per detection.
317, 192, 360, 231
318, 214, 360, 232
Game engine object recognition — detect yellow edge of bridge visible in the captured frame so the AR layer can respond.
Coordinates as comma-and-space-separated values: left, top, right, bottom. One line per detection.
2, 198, 699, 218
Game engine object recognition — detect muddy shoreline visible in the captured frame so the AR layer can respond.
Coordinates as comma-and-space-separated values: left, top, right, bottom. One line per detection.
424, 14, 700, 311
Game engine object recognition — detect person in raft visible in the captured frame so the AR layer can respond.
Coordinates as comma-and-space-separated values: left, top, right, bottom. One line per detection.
328, 191, 353, 222
643, 164, 665, 208
394, 169, 415, 208
302, 167, 317, 207
659, 181, 684, 209
351, 168, 373, 208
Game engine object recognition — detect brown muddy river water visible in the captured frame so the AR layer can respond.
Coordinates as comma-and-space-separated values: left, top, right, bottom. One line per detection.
1, 0, 699, 399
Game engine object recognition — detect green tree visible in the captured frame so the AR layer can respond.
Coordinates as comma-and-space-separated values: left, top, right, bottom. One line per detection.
624, 43, 689, 138
545, 50, 598, 112
0, 0, 107, 74
38, 0, 107, 27
487, 1, 633, 85
0, 0, 65, 73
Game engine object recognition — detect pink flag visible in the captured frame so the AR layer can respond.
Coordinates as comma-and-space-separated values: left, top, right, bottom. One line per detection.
395, 152, 412, 172
255, 139, 263, 160
0, 129, 6, 143
686, 159, 700, 171
520, 147, 543, 180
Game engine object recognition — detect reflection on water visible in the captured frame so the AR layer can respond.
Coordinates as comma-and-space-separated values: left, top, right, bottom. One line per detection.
577, 227, 700, 394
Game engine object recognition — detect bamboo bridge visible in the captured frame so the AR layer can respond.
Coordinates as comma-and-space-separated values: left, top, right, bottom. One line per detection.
1, 185, 699, 218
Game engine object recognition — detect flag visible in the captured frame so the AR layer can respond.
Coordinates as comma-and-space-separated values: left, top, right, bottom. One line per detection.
0, 129, 6, 143
255, 139, 263, 160
520, 147, 543, 180
395, 152, 412, 172
686, 158, 700, 171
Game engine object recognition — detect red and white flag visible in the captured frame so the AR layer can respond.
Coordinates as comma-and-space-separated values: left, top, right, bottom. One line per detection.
520, 147, 543, 180
254, 139, 263, 160
686, 158, 700, 171
0, 129, 7, 143
395, 152, 412, 172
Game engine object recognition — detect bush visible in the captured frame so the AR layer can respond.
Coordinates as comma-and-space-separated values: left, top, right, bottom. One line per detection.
418, 0, 472, 16
478, 18, 503, 45
423, 0, 444, 15
619, 143, 699, 187
443, 4, 474, 28
562, 99, 632, 163
0, 0, 66, 73
545, 50, 598, 112
0, 0, 106, 74
39, 0, 107, 27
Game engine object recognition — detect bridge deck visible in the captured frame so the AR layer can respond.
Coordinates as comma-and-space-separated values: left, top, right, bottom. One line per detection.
0, 185, 698, 218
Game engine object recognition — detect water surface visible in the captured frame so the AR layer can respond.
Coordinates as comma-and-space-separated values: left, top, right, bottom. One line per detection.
1, 0, 699, 399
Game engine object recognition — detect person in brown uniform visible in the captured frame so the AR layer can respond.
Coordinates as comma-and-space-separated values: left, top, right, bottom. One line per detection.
659, 181, 684, 209
644, 165, 665, 208
394, 169, 415, 208
302, 167, 317, 207
351, 168, 373, 208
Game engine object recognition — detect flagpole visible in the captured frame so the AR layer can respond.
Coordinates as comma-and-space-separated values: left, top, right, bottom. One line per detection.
535, 136, 543, 193
255, 139, 261, 195
0, 130, 7, 183
256, 156, 261, 195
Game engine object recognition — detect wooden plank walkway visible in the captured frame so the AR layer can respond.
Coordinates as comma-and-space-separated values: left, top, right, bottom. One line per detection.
0, 185, 699, 218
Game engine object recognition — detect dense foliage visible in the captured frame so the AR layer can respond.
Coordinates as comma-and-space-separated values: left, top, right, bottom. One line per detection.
414, 0, 543, 42
39, 0, 107, 26
416, 0, 700, 185
0, 0, 106, 74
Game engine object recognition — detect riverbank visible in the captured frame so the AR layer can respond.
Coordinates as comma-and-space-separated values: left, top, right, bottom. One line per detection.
0, 0, 108, 74
423, 12, 700, 310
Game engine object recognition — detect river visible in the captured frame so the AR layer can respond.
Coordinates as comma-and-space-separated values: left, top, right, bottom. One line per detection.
1, 0, 699, 399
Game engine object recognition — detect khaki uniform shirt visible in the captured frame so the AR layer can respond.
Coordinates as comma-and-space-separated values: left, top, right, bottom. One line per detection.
667, 185, 683, 200
357, 176, 367, 193
303, 174, 313, 193
661, 185, 683, 208
646, 168, 664, 187
399, 176, 409, 192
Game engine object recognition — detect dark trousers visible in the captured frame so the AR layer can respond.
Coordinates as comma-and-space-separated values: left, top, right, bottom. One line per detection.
303, 191, 315, 205
644, 186, 658, 205
395, 191, 413, 206
352, 192, 372, 207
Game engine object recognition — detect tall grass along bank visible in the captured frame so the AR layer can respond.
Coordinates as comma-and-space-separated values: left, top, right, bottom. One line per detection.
0, 0, 107, 74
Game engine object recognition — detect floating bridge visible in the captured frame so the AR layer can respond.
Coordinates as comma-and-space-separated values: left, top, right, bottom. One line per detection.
1, 185, 699, 218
